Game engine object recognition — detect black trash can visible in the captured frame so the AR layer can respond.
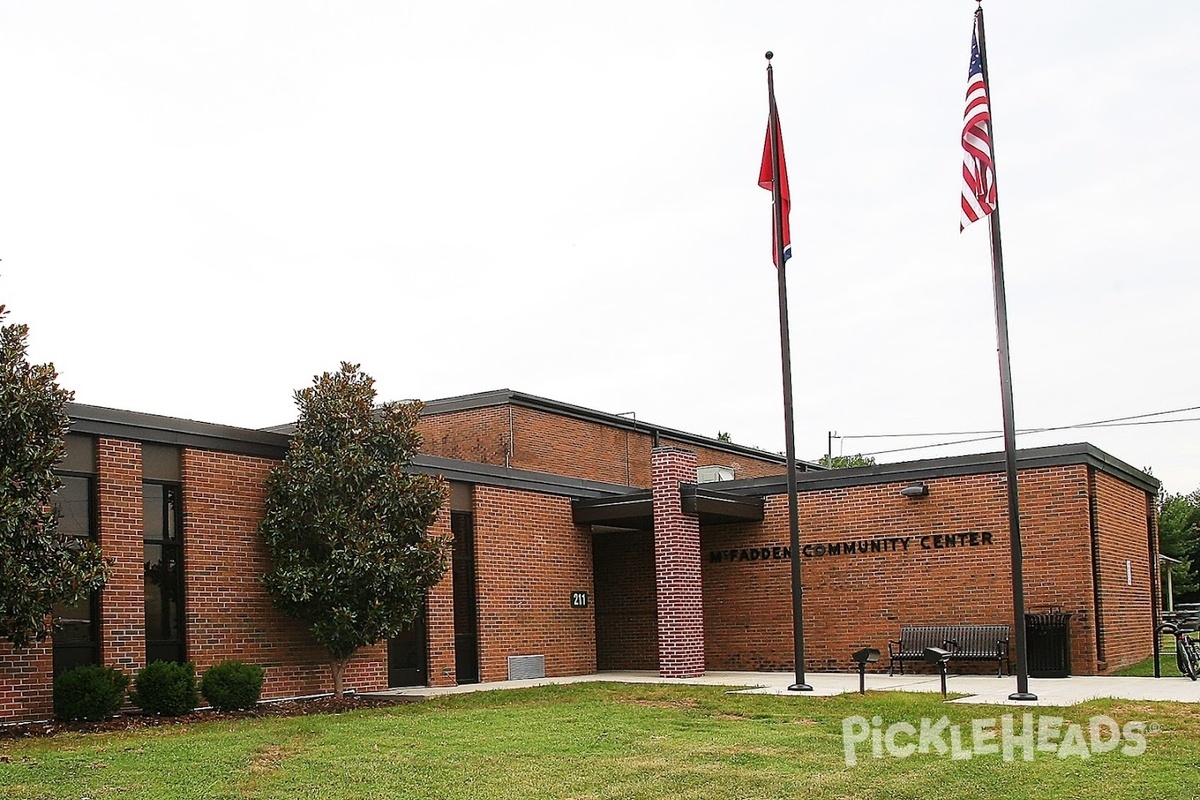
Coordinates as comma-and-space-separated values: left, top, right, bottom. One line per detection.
1025, 611, 1073, 678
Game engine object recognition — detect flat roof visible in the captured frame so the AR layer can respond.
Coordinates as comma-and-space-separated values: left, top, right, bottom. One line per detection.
722, 442, 1160, 496
68, 403, 289, 459
419, 388, 818, 470
67, 401, 1160, 500
67, 401, 637, 501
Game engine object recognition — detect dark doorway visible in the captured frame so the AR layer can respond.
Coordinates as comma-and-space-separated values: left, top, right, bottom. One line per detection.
593, 530, 658, 671
452, 510, 479, 684
388, 611, 428, 687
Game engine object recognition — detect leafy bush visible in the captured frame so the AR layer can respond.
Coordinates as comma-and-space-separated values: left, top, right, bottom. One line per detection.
201, 660, 265, 711
53, 664, 129, 721
130, 660, 198, 716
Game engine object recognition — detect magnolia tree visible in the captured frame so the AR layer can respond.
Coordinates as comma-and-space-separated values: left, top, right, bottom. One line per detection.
0, 305, 107, 648
260, 363, 449, 698
817, 453, 877, 469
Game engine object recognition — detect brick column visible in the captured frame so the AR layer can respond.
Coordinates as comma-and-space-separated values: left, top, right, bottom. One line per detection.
425, 508, 456, 687
651, 446, 704, 678
98, 438, 145, 675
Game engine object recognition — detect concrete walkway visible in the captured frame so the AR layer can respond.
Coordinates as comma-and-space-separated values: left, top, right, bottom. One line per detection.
377, 670, 1200, 707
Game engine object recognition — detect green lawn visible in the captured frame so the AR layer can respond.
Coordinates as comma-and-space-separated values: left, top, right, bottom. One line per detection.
1, 683, 1198, 799
1114, 636, 1188, 677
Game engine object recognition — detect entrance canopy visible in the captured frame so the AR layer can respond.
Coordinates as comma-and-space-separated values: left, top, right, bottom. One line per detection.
571, 484, 764, 531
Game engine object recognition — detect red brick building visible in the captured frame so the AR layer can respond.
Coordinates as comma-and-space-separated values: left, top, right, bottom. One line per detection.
0, 389, 1161, 722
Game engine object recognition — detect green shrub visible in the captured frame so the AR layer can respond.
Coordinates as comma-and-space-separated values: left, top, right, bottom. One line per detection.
201, 660, 265, 711
53, 664, 129, 721
130, 660, 198, 716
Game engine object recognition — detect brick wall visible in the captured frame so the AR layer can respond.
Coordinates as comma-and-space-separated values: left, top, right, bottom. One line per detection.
98, 438, 145, 675
696, 465, 1149, 676
425, 507, 456, 687
652, 447, 704, 678
0, 645, 53, 722
0, 439, 145, 722
182, 448, 389, 698
507, 408, 637, 485
3, 434, 457, 723
1016, 465, 1097, 675
417, 405, 510, 467
419, 405, 788, 488
593, 530, 657, 670
1090, 468, 1156, 672
471, 485, 596, 682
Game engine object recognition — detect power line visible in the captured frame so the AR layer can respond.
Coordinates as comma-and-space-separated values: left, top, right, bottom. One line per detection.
833, 405, 1200, 459
838, 405, 1200, 441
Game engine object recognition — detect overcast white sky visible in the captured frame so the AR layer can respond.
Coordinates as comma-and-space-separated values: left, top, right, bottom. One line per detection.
2, 2, 1197, 494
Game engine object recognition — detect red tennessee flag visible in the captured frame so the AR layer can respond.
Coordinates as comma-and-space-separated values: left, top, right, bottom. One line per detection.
759, 114, 791, 265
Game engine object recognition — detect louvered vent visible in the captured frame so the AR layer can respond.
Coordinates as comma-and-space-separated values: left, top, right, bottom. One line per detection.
507, 654, 546, 681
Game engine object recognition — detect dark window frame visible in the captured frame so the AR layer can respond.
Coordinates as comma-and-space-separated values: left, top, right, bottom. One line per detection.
451, 510, 479, 684
143, 481, 185, 663
51, 472, 100, 676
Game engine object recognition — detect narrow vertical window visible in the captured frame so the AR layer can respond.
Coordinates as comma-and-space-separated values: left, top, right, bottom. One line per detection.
51, 475, 99, 676
143, 482, 184, 663
451, 510, 478, 684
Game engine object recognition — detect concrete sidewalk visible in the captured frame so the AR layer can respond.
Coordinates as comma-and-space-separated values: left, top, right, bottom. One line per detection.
377, 670, 1200, 707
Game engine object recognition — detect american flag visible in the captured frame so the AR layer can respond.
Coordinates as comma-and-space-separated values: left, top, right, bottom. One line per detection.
961, 26, 995, 231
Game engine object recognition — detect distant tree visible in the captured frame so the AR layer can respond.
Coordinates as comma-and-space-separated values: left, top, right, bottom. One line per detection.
0, 305, 107, 648
1158, 489, 1200, 605
259, 363, 450, 698
816, 453, 877, 469
716, 431, 732, 443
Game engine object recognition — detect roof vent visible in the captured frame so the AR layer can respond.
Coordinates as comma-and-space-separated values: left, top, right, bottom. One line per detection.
697, 465, 735, 484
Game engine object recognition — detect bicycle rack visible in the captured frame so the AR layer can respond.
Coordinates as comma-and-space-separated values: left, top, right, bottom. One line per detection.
1153, 622, 1177, 678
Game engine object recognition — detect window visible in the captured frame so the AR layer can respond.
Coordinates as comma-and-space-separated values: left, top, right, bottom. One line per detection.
52, 474, 99, 676
451, 510, 479, 684
143, 482, 184, 663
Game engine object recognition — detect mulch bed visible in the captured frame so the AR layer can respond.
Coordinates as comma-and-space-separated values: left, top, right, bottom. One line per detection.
0, 694, 414, 742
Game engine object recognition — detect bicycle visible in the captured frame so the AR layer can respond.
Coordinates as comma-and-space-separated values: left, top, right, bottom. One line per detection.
1161, 617, 1200, 681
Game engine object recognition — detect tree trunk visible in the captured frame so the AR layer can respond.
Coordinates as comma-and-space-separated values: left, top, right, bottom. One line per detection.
331, 657, 350, 701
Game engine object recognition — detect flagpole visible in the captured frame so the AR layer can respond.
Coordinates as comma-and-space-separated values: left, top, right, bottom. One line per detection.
765, 51, 811, 693
974, 3, 1036, 702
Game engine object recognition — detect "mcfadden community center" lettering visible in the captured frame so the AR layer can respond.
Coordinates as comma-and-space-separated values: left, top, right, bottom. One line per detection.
708, 531, 995, 564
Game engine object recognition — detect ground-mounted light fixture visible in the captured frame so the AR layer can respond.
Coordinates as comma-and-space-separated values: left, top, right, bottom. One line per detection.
900, 482, 929, 499
851, 647, 880, 694
924, 646, 952, 699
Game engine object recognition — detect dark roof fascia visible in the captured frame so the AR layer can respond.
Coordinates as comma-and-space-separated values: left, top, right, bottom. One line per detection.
66, 401, 637, 500
419, 388, 821, 471
418, 389, 518, 416
571, 485, 765, 530
680, 483, 765, 524
571, 491, 655, 530
411, 455, 638, 501
1079, 443, 1162, 494
67, 403, 289, 459
721, 442, 1160, 496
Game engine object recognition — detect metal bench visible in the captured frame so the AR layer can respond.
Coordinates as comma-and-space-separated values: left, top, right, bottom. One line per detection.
888, 624, 1011, 677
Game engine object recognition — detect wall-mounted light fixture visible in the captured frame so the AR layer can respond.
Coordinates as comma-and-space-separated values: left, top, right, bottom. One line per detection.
900, 482, 929, 499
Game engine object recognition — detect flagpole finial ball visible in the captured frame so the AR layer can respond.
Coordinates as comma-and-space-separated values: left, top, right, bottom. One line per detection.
765, 51, 773, 61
